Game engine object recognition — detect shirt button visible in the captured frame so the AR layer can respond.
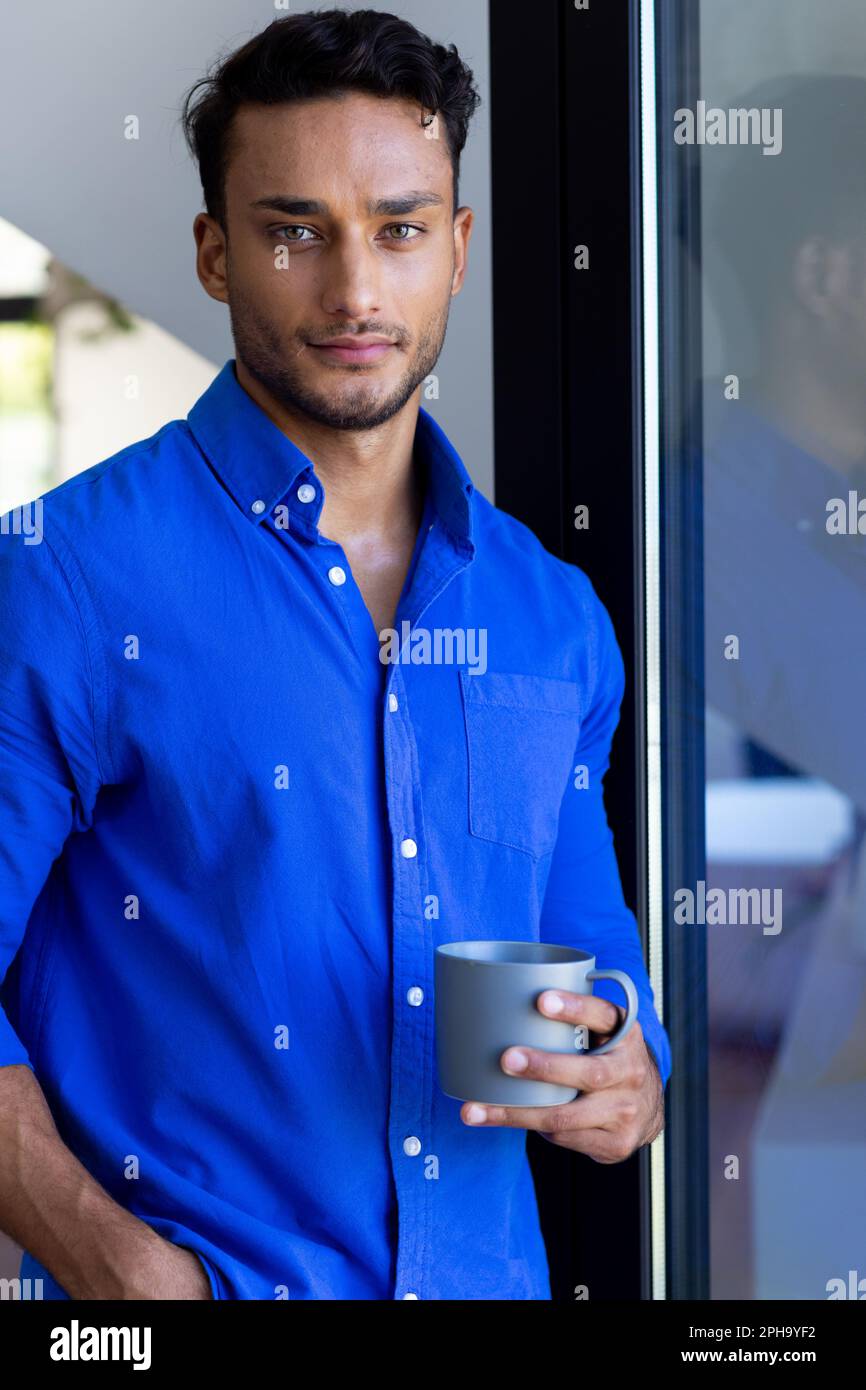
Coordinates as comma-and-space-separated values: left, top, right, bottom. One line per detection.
388, 693, 399, 713
402, 1292, 420, 1300
406, 986, 424, 1007
328, 566, 347, 586
297, 483, 316, 503
403, 1136, 422, 1157
400, 838, 417, 859
251, 499, 266, 515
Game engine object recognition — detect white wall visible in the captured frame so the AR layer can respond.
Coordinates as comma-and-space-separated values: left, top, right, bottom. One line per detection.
0, 0, 493, 497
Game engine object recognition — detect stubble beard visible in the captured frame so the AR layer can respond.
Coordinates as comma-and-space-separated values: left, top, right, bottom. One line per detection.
228, 282, 451, 432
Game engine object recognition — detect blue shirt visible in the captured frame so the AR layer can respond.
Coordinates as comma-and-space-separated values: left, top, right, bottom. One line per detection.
0, 360, 671, 1301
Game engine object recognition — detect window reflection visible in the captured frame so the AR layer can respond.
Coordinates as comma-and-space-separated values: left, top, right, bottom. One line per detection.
689, 20, 866, 1298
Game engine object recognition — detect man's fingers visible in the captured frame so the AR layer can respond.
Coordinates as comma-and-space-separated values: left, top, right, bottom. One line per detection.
498, 1041, 631, 1092
460, 1089, 633, 1134
536, 988, 624, 1037
541, 1126, 639, 1163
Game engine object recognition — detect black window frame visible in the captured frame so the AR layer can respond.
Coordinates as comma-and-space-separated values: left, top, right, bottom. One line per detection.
489, 0, 709, 1301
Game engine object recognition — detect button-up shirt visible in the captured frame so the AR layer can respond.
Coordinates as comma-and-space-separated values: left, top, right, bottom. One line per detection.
0, 360, 671, 1300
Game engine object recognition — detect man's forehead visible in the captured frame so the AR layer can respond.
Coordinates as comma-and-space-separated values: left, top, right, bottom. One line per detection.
230, 93, 440, 155
228, 96, 450, 197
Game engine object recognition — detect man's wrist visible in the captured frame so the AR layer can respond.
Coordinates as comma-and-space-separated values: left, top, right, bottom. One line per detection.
643, 1036, 666, 1089
53, 1188, 165, 1299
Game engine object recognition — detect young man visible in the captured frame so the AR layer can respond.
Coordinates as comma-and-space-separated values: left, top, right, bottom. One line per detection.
0, 9, 668, 1301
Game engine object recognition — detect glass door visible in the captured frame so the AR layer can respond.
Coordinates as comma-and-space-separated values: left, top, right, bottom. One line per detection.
646, 0, 866, 1300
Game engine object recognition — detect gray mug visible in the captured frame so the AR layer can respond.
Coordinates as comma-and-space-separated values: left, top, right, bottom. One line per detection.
435, 940, 639, 1106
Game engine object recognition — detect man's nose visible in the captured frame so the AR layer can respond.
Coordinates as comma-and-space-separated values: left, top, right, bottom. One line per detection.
319, 234, 382, 320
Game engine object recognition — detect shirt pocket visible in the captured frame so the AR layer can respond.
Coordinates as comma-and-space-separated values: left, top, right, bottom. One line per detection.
459, 670, 581, 859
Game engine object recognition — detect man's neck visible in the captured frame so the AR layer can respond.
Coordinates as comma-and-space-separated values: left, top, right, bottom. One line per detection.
236, 360, 423, 546
235, 361, 427, 637
753, 357, 866, 479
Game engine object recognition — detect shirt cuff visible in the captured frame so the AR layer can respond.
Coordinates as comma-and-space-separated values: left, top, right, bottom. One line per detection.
639, 1016, 671, 1090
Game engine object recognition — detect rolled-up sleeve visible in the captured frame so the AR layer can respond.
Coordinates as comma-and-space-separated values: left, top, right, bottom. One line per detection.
540, 578, 671, 1088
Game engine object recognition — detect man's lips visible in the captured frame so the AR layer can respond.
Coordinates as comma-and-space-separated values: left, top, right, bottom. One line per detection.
308, 337, 396, 364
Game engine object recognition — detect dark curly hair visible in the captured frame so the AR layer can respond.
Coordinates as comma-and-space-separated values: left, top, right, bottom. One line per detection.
180, 7, 482, 231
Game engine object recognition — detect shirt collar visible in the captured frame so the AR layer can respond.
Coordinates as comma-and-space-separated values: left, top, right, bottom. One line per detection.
187, 360, 475, 556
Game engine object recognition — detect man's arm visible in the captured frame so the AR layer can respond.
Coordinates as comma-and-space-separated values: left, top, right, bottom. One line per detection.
0, 1064, 211, 1298
459, 575, 668, 1155
539, 577, 671, 1087
0, 526, 209, 1298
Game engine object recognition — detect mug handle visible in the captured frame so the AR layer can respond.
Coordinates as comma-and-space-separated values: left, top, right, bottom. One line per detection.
584, 968, 639, 1055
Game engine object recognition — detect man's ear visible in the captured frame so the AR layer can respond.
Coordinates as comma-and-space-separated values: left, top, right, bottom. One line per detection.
451, 206, 474, 296
792, 235, 851, 320
193, 212, 230, 305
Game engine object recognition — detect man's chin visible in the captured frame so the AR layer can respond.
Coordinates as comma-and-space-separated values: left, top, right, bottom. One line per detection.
294, 379, 417, 431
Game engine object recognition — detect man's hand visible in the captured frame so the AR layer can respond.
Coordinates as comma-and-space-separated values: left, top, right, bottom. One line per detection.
73, 1227, 215, 1300
459, 990, 665, 1162
115, 1237, 215, 1300
0, 1063, 213, 1300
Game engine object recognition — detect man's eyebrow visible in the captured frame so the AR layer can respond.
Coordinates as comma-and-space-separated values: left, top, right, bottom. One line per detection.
249, 191, 445, 217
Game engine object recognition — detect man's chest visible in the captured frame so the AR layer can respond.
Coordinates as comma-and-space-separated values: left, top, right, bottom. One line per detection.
98, 525, 587, 863
337, 526, 424, 639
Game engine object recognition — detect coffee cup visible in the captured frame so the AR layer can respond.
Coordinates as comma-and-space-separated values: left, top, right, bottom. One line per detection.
435, 940, 639, 1106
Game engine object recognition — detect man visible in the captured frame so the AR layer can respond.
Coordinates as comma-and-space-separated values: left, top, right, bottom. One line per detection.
0, 9, 668, 1301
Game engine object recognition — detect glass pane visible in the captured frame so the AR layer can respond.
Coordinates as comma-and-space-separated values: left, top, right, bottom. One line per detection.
658, 0, 866, 1299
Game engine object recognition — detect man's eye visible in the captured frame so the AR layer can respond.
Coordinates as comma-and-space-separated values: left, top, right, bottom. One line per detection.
274, 226, 316, 242
383, 224, 423, 241
271, 223, 422, 244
